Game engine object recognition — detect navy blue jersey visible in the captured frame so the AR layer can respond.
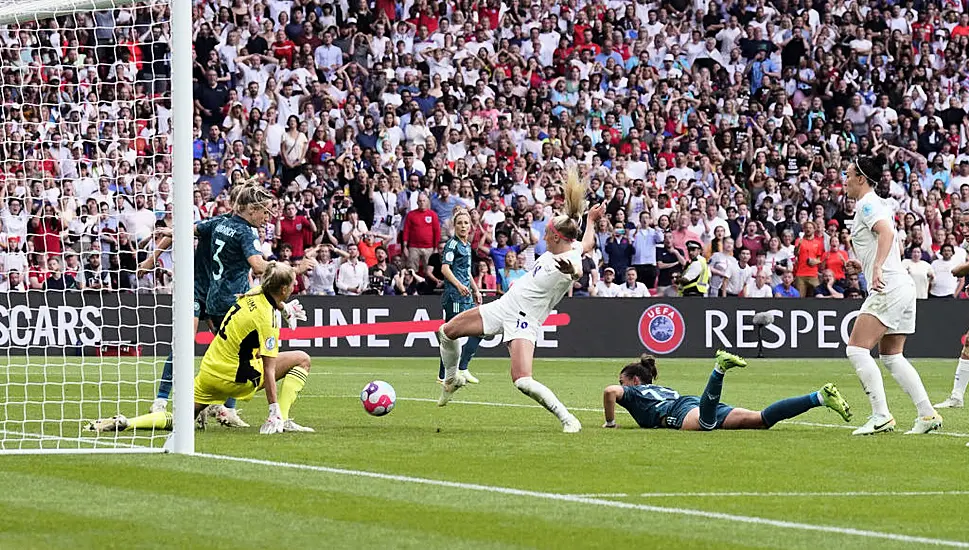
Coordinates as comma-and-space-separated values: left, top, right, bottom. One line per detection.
617, 384, 682, 429
441, 236, 473, 305
205, 215, 261, 316
194, 214, 229, 302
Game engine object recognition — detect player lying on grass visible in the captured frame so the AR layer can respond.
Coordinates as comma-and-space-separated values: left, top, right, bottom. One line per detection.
601, 351, 852, 431
86, 262, 314, 435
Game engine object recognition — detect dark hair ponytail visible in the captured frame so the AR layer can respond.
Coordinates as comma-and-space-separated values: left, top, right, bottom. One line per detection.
620, 354, 658, 384
855, 153, 888, 186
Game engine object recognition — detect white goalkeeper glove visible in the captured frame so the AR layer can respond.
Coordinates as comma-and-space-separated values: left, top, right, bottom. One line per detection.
260, 403, 284, 435
280, 299, 307, 330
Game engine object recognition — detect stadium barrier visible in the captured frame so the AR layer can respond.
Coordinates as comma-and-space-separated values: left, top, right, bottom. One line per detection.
0, 293, 963, 358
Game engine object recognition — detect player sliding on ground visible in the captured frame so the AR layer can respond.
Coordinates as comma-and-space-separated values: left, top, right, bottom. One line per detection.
85, 262, 314, 435
438, 207, 483, 384
437, 165, 603, 433
601, 351, 852, 431
842, 154, 942, 435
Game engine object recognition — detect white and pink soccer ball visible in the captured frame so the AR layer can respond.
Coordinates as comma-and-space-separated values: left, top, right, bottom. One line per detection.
360, 380, 396, 416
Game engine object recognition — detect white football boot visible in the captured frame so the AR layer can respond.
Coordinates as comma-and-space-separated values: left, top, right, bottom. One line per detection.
851, 414, 896, 436
905, 414, 943, 435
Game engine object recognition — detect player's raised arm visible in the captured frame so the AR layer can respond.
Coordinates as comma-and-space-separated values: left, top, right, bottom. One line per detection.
582, 203, 605, 256
952, 261, 969, 278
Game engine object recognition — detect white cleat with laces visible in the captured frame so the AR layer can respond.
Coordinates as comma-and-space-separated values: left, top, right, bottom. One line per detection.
460, 370, 480, 384
934, 397, 963, 409
282, 419, 315, 433
905, 414, 943, 435
562, 414, 582, 433
84, 415, 129, 433
437, 375, 467, 407
851, 414, 896, 436
216, 407, 250, 428
150, 398, 168, 413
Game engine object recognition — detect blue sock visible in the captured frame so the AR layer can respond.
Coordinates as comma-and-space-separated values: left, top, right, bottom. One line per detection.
438, 359, 445, 380
156, 353, 173, 400
224, 398, 237, 409
458, 336, 482, 371
761, 392, 822, 428
698, 368, 725, 430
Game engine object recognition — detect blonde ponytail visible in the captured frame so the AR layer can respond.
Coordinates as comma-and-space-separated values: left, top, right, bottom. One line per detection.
547, 164, 588, 242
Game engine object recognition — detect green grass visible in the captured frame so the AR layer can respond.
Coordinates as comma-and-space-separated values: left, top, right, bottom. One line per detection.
2, 356, 969, 549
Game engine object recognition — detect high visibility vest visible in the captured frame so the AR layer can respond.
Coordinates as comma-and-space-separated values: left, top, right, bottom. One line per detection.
680, 256, 710, 296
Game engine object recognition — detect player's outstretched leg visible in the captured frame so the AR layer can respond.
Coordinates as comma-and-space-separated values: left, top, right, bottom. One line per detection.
880, 353, 942, 434
760, 383, 853, 428
85, 411, 173, 433
846, 345, 895, 435
936, 341, 969, 408
508, 339, 580, 432
152, 353, 174, 413
437, 326, 466, 406
458, 336, 482, 384
698, 351, 747, 430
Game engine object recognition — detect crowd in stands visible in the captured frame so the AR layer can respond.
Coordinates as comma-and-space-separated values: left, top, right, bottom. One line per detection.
2, 0, 969, 300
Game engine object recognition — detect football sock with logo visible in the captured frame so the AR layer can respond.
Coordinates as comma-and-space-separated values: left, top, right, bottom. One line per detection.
881, 354, 935, 417
698, 368, 725, 430
950, 358, 969, 400
156, 353, 173, 400
224, 398, 237, 409
458, 336, 482, 371
514, 377, 570, 422
846, 345, 890, 417
761, 392, 822, 428
438, 329, 461, 381
278, 367, 309, 420
127, 411, 174, 431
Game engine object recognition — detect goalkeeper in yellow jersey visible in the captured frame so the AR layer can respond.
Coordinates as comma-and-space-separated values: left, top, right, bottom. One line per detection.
85, 261, 314, 435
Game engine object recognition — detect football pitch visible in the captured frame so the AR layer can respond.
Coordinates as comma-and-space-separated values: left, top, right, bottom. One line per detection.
2, 356, 969, 549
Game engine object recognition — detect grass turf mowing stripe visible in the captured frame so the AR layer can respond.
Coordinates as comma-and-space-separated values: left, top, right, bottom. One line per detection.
305, 395, 969, 437
570, 491, 969, 498
195, 452, 969, 548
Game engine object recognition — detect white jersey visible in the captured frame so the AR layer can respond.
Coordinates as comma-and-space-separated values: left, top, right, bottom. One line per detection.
498, 241, 582, 323
851, 191, 912, 293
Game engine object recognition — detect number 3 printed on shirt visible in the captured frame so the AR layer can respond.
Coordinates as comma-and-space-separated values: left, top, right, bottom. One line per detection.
212, 238, 226, 281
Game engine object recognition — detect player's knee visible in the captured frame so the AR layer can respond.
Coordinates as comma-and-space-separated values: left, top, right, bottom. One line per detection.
296, 351, 311, 370
442, 322, 461, 341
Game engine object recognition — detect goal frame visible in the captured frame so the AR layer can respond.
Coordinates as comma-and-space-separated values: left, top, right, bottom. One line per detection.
0, 0, 194, 455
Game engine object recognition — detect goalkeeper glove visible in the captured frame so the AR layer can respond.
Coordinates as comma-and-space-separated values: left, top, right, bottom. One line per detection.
260, 403, 284, 435
280, 299, 307, 330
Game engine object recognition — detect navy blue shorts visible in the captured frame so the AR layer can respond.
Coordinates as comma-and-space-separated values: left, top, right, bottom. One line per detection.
442, 298, 474, 321
662, 396, 734, 430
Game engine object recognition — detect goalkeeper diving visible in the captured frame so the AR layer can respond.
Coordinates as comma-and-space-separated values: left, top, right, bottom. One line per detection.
86, 261, 314, 435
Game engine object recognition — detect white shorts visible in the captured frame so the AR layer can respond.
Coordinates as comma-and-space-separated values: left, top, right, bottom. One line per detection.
478, 298, 542, 344
859, 283, 916, 335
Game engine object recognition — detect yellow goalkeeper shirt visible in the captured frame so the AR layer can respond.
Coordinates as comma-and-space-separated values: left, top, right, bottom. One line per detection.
200, 288, 281, 386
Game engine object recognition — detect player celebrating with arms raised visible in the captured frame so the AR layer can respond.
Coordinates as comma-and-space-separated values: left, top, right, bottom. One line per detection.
602, 351, 852, 431
438, 207, 483, 384
86, 262, 315, 434
843, 154, 942, 435
437, 166, 602, 433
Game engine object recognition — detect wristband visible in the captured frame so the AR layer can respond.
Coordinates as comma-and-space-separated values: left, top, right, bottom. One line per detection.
268, 403, 281, 417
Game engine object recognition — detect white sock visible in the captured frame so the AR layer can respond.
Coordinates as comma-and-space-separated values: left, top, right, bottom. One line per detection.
438, 329, 461, 381
514, 377, 570, 422
881, 353, 935, 417
846, 345, 891, 417
951, 358, 969, 400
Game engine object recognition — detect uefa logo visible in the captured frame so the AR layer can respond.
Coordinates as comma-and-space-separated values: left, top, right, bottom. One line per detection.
637, 304, 686, 354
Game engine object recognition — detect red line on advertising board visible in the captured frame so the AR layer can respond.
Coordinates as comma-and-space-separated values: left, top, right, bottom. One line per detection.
195, 313, 573, 345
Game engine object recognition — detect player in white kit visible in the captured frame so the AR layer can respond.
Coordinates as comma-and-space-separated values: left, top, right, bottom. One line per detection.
436, 167, 604, 433
843, 154, 943, 435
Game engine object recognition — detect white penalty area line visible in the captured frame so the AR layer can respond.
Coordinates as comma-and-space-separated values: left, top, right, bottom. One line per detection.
195, 452, 969, 548
304, 395, 969, 438
569, 490, 969, 499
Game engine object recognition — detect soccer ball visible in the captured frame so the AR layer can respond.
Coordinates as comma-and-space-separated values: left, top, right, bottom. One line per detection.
360, 380, 396, 416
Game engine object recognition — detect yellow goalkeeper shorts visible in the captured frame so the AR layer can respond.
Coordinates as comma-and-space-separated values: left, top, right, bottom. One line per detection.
193, 360, 265, 405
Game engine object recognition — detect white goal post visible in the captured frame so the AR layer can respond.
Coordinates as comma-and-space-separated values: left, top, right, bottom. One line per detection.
0, 0, 194, 454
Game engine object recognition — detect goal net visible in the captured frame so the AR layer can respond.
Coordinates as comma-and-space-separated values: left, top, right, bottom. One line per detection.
0, 0, 192, 453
